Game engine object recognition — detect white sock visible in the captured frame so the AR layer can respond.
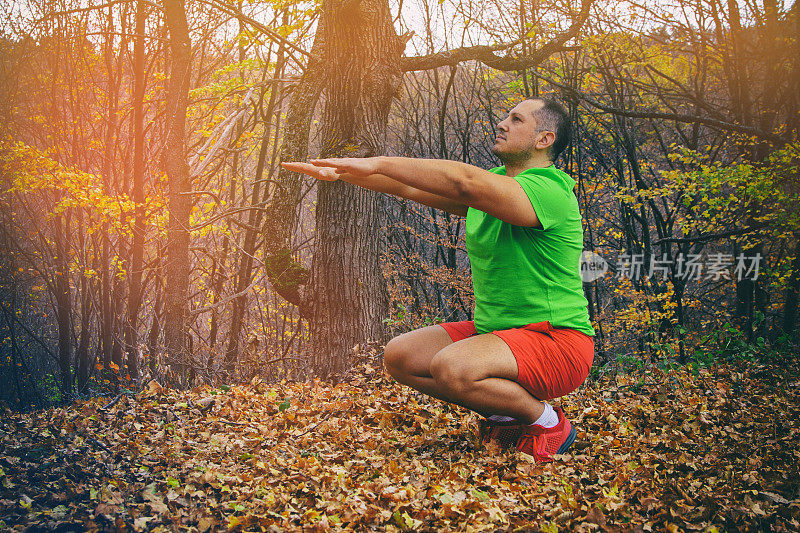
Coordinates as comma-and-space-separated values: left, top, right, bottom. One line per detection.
530, 403, 559, 429
487, 414, 516, 423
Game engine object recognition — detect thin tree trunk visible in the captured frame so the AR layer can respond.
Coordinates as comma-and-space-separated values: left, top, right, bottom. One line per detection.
223, 39, 286, 375
163, 0, 192, 384
75, 287, 92, 392
125, 0, 147, 383
75, 209, 92, 392
261, 22, 326, 317
110, 7, 129, 379
100, 6, 118, 369
148, 262, 163, 376
53, 213, 73, 397
781, 239, 800, 339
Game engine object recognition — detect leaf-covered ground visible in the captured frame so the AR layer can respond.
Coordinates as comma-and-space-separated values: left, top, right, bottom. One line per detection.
2, 347, 800, 532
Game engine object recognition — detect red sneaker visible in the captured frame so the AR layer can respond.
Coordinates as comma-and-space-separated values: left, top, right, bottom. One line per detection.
515, 406, 577, 462
478, 417, 524, 449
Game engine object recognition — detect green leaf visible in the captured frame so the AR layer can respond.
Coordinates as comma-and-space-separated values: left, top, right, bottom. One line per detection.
393, 510, 420, 529
471, 488, 490, 501
47, 505, 68, 520
166, 476, 180, 488
19, 494, 33, 509
278, 399, 291, 412
220, 384, 230, 392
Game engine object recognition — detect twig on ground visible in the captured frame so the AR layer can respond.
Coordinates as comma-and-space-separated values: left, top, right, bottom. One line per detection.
99, 394, 123, 412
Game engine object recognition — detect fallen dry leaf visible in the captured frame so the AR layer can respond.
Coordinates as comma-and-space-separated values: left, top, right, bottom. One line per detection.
0, 350, 798, 531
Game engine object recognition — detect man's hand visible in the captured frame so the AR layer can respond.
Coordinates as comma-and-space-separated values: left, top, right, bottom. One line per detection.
308, 157, 381, 178
284, 156, 471, 217
280, 161, 341, 181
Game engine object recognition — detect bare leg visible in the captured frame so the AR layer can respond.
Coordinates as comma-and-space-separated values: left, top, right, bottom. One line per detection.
384, 327, 544, 423
429, 333, 544, 424
383, 325, 460, 403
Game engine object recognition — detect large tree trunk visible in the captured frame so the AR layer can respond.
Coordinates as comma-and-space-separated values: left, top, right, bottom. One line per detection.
262, 0, 401, 379
163, 0, 192, 383
782, 6, 800, 341
305, 0, 402, 377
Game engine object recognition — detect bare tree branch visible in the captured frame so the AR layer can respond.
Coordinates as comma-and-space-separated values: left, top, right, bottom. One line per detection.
37, 0, 311, 63
34, 0, 160, 24
190, 276, 263, 316
194, 0, 311, 60
652, 222, 771, 246
0, 303, 59, 363
532, 71, 787, 144
401, 0, 591, 72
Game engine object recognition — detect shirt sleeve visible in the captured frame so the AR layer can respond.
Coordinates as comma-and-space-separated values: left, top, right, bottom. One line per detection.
512, 173, 572, 230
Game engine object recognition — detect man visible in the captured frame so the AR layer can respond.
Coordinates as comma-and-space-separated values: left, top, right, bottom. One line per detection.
282, 98, 594, 462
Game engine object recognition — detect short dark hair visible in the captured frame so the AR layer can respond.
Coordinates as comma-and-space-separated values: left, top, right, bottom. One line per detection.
529, 98, 571, 160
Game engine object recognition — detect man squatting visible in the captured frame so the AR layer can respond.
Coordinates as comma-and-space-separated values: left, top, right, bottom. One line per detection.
283, 98, 594, 461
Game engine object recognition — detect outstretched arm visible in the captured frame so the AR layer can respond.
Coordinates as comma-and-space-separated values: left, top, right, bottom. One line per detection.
281, 160, 469, 216
283, 156, 541, 227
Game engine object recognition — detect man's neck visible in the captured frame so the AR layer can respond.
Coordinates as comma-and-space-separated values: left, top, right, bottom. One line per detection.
500, 153, 553, 177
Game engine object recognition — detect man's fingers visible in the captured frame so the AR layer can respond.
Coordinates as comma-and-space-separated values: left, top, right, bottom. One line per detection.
308, 157, 375, 177
309, 159, 352, 175
309, 158, 349, 169
281, 161, 340, 181
281, 161, 315, 172
282, 161, 324, 176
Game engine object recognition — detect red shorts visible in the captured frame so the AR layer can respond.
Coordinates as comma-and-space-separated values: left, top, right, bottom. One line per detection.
438, 320, 594, 401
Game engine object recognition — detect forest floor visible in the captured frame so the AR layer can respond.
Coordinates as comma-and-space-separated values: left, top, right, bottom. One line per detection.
1, 347, 799, 532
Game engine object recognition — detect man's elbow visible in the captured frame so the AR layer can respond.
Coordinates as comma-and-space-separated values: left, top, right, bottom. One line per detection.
452, 164, 479, 204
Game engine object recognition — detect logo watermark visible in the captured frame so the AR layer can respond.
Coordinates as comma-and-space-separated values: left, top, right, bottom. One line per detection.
581, 252, 762, 282
580, 251, 609, 282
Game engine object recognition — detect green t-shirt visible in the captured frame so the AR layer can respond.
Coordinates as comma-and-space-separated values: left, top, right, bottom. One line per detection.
465, 165, 595, 336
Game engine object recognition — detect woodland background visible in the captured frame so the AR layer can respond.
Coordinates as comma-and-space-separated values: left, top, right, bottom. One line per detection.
1, 0, 800, 530
0, 0, 798, 407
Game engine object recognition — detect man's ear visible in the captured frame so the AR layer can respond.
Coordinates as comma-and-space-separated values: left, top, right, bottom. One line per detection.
536, 131, 555, 151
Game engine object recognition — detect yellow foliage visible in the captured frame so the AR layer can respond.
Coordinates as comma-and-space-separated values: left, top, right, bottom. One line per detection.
0, 136, 149, 238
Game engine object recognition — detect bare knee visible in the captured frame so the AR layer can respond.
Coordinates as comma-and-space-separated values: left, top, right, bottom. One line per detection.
430, 353, 472, 396
383, 335, 410, 379
382, 325, 454, 383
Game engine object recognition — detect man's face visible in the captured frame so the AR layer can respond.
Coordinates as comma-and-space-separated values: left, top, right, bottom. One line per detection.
491, 99, 548, 159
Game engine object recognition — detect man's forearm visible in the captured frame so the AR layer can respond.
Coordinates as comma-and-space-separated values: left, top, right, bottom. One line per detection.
295, 156, 472, 216
374, 157, 472, 202
336, 172, 413, 199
